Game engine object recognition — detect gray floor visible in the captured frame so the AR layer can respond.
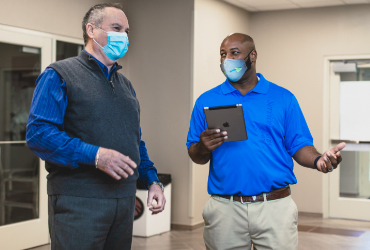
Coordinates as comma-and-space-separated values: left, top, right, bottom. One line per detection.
29, 214, 370, 250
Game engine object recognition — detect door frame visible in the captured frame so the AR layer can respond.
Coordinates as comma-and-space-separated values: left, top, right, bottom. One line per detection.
0, 24, 83, 249
323, 54, 370, 219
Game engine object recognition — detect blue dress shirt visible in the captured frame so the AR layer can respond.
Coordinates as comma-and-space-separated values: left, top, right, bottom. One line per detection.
27, 50, 158, 188
187, 73, 313, 196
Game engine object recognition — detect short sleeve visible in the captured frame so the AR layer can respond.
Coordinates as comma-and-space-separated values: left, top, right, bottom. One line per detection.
186, 99, 207, 150
284, 95, 313, 156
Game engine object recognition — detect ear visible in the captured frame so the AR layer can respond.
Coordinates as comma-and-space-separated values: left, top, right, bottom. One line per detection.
251, 50, 257, 62
86, 23, 95, 39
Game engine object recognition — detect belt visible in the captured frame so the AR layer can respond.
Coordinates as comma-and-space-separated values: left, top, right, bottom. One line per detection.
216, 186, 291, 204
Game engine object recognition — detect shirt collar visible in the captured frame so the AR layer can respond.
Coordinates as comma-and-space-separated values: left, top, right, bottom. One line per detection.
221, 73, 270, 95
83, 50, 117, 73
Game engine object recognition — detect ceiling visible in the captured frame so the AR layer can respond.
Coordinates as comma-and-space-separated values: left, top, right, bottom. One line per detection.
223, 0, 370, 12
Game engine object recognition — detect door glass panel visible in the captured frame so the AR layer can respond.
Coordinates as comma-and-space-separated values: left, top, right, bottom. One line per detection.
0, 41, 41, 225
56, 40, 83, 61
338, 61, 370, 199
340, 151, 370, 199
0, 143, 39, 225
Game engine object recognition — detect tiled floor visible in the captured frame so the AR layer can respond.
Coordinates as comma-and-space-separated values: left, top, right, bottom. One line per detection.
29, 214, 370, 250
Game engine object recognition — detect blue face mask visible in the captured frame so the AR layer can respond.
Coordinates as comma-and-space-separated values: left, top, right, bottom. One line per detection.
93, 26, 129, 61
220, 50, 253, 82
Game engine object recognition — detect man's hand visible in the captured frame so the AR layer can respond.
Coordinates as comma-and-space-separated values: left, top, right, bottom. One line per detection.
147, 184, 166, 215
96, 147, 137, 180
199, 128, 228, 153
316, 142, 346, 173
188, 128, 228, 164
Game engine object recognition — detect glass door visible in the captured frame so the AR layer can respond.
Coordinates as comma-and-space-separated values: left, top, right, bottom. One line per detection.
328, 59, 370, 221
0, 27, 51, 250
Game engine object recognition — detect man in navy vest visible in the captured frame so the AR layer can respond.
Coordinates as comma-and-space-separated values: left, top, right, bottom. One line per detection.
27, 3, 165, 249
187, 33, 346, 250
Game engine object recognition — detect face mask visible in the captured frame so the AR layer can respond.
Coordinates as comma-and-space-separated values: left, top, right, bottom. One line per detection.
93, 26, 129, 61
220, 50, 253, 82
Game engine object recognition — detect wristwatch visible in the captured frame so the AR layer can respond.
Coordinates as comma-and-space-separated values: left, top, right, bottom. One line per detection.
149, 181, 164, 193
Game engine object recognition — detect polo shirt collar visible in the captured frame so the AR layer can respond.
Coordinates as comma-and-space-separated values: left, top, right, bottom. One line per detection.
253, 73, 269, 94
221, 73, 270, 95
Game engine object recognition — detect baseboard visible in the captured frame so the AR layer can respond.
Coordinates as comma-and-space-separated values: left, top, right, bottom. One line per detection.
171, 222, 204, 231
298, 211, 323, 218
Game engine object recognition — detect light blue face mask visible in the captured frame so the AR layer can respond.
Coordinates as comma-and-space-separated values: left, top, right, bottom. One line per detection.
220, 50, 253, 82
93, 26, 129, 61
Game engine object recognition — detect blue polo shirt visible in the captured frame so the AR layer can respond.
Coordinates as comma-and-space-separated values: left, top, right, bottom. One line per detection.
186, 73, 313, 196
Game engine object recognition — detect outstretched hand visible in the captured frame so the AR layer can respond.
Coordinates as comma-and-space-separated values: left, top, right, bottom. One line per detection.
316, 142, 346, 173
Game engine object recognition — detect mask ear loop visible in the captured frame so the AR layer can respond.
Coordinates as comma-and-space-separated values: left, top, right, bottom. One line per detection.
244, 49, 255, 71
92, 25, 107, 49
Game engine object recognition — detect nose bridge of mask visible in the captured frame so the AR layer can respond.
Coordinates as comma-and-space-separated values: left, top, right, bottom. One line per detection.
107, 31, 128, 43
94, 26, 128, 44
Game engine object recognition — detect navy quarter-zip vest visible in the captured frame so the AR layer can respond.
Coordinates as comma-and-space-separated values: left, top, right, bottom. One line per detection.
46, 51, 140, 198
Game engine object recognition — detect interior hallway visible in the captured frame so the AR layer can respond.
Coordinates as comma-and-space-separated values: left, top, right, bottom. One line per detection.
29, 213, 370, 250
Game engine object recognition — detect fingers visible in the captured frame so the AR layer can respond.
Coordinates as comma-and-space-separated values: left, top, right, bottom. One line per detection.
149, 195, 166, 215
203, 129, 227, 141
325, 151, 338, 168
147, 193, 154, 208
317, 143, 346, 174
336, 152, 342, 165
331, 142, 346, 154
317, 153, 335, 173
96, 148, 137, 180
147, 188, 166, 215
113, 165, 129, 178
200, 129, 228, 153
318, 161, 327, 173
118, 160, 135, 176
203, 128, 223, 137
323, 154, 333, 172
120, 155, 137, 170
106, 169, 122, 180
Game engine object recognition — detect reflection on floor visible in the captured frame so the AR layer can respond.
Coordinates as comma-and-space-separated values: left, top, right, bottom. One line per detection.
29, 214, 370, 250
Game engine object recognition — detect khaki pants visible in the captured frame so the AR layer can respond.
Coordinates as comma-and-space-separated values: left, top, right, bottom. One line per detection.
203, 194, 298, 250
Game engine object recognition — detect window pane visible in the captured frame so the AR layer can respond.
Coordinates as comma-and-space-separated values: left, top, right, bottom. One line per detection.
56, 40, 83, 61
340, 151, 370, 199
0, 42, 40, 142
0, 41, 41, 226
0, 143, 40, 225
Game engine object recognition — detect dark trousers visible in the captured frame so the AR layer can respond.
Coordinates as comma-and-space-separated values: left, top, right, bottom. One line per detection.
48, 194, 135, 250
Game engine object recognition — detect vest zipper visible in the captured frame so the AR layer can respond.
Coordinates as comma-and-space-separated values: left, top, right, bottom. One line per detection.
109, 80, 115, 94
89, 57, 119, 95
108, 67, 120, 95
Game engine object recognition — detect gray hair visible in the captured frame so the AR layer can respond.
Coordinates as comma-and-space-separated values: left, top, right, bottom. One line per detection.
82, 3, 124, 45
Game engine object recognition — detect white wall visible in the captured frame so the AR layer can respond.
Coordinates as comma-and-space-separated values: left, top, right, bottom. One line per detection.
125, 0, 250, 226
122, 0, 194, 226
0, 0, 108, 39
191, 0, 250, 225
249, 4, 370, 213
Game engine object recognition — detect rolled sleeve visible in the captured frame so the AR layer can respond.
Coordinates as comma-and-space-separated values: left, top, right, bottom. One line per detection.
186, 99, 207, 150
284, 95, 313, 156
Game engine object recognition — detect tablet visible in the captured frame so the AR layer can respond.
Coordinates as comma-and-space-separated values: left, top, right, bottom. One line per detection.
204, 104, 248, 142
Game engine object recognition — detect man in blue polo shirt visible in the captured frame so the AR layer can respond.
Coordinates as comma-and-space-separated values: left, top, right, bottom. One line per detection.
187, 33, 345, 250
